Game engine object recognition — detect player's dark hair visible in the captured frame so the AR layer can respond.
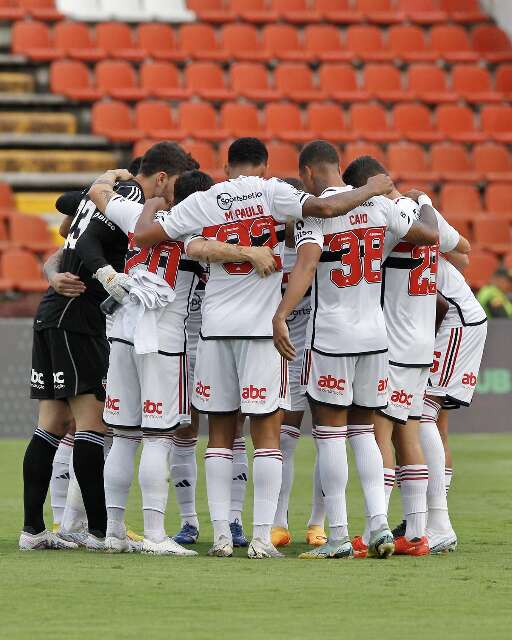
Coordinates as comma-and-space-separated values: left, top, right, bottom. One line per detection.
174, 170, 214, 204
299, 140, 339, 170
228, 137, 268, 167
140, 142, 199, 178
283, 177, 305, 190
128, 156, 143, 175
342, 155, 388, 188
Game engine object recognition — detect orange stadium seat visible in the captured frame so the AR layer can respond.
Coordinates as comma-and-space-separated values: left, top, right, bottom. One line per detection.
319, 63, 369, 102
346, 25, 393, 62
0, 218, 9, 250
262, 24, 309, 62
485, 183, 512, 219
180, 23, 227, 62
133, 139, 157, 157
264, 102, 310, 143
95, 60, 148, 101
0, 248, 47, 292
388, 25, 437, 62
304, 25, 350, 62
473, 217, 511, 254
387, 142, 432, 181
481, 105, 512, 143
350, 103, 400, 142
440, 183, 483, 216
177, 102, 228, 141
272, 0, 320, 24
0, 1, 24, 21
222, 23, 268, 62
0, 182, 16, 216
363, 64, 408, 102
307, 103, 355, 142
221, 102, 267, 139
430, 25, 478, 62
135, 100, 186, 140
92, 101, 143, 142
343, 142, 386, 166
54, 22, 105, 62
464, 251, 499, 289
495, 64, 512, 95
12, 20, 63, 60
430, 142, 478, 182
441, 0, 487, 23
184, 141, 219, 175
140, 61, 190, 100
274, 63, 324, 102
96, 22, 145, 62
472, 24, 512, 63
185, 62, 234, 101
138, 23, 186, 62
315, 0, 363, 24
50, 60, 102, 101
231, 62, 282, 101
19, 0, 61, 21
452, 65, 502, 103
357, 0, 404, 24
436, 104, 485, 143
473, 143, 512, 182
397, 0, 447, 24
10, 215, 55, 252
267, 142, 298, 176
188, 0, 233, 23
393, 103, 442, 143
408, 64, 456, 103
230, 0, 278, 24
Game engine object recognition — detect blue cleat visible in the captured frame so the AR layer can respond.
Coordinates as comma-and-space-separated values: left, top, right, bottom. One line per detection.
173, 522, 199, 545
230, 519, 248, 547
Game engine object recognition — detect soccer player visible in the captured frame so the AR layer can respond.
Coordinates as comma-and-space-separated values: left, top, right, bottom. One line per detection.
341, 156, 469, 557
132, 137, 394, 559
90, 167, 276, 554
273, 141, 439, 560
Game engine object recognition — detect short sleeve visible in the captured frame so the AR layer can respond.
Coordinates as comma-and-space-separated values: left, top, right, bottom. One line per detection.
294, 217, 323, 250
436, 210, 460, 253
382, 198, 414, 239
156, 193, 203, 241
268, 178, 312, 222
105, 196, 143, 237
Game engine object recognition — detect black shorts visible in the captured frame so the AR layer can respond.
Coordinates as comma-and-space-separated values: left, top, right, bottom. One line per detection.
30, 328, 108, 401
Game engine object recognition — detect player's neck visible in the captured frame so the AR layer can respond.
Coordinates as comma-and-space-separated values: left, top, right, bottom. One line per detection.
226, 165, 265, 179
134, 173, 152, 200
314, 173, 344, 196
389, 188, 401, 199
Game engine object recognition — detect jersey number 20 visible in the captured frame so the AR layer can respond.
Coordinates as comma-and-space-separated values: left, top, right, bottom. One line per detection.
125, 233, 182, 288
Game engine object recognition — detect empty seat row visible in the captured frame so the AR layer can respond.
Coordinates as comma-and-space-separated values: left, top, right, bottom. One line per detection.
0, 0, 60, 21
56, 0, 194, 22
12, 21, 512, 63
50, 59, 512, 105
0, 247, 49, 292
0, 213, 55, 252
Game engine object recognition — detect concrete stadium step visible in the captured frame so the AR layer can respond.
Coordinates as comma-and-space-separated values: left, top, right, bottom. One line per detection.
0, 93, 68, 106
0, 112, 76, 134
0, 72, 34, 93
0, 150, 116, 173
0, 171, 112, 189
0, 133, 109, 149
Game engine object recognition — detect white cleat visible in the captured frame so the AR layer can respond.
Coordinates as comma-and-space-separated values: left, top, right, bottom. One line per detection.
207, 535, 233, 557
85, 533, 105, 552
427, 530, 458, 554
58, 528, 88, 547
248, 538, 285, 559
19, 530, 78, 551
142, 537, 198, 556
105, 535, 134, 553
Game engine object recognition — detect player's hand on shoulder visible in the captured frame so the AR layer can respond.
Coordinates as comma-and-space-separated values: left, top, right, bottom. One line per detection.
94, 265, 130, 303
50, 272, 86, 298
246, 246, 277, 278
110, 169, 133, 182
146, 196, 168, 213
272, 315, 296, 362
401, 189, 425, 203
367, 173, 393, 197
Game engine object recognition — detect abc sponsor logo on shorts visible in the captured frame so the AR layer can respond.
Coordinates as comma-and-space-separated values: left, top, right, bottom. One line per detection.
378, 378, 388, 394
317, 375, 345, 394
143, 400, 163, 416
195, 381, 211, 400
31, 369, 44, 390
242, 385, 267, 403
390, 389, 413, 407
462, 372, 477, 387
216, 191, 262, 211
105, 395, 120, 413
53, 371, 65, 390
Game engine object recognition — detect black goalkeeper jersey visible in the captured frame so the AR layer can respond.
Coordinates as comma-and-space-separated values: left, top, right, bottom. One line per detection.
35, 180, 145, 336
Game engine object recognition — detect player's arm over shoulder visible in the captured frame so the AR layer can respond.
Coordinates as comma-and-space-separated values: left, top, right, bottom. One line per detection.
393, 197, 439, 246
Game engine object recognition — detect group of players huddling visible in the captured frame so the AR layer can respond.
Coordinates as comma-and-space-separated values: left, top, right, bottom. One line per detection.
20, 137, 487, 559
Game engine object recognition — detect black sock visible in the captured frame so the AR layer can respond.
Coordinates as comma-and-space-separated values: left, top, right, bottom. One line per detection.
73, 431, 107, 537
23, 428, 62, 534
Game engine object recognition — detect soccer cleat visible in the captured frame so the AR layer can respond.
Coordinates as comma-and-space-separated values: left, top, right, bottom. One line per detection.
85, 533, 106, 552
392, 519, 406, 540
352, 535, 368, 559
173, 522, 199, 545
271, 526, 291, 547
427, 530, 457, 555
394, 535, 430, 556
248, 538, 285, 559
19, 530, 78, 551
57, 528, 88, 547
367, 527, 395, 559
305, 525, 328, 546
230, 519, 249, 547
127, 528, 144, 543
208, 536, 233, 557
105, 535, 136, 553
142, 537, 198, 556
299, 537, 353, 559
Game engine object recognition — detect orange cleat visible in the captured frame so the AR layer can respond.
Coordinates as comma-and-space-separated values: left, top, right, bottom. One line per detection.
305, 525, 328, 546
352, 535, 368, 559
271, 526, 292, 547
394, 535, 430, 556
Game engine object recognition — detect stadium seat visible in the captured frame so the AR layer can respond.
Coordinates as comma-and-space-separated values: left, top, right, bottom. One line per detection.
262, 24, 309, 62
436, 104, 485, 143
54, 21, 105, 62
138, 23, 186, 62
473, 143, 512, 182
95, 60, 147, 101
0, 182, 16, 216
397, 180, 436, 200
505, 252, 512, 271
230, 0, 278, 24
56, 0, 103, 21
319, 63, 369, 103
222, 23, 268, 62
464, 251, 499, 289
430, 25, 479, 62
387, 142, 432, 181
231, 62, 282, 102
0, 217, 9, 250
357, 0, 404, 24
0, 1, 24, 20
185, 62, 234, 101
12, 20, 63, 61
393, 103, 442, 143
445, 216, 472, 241
264, 102, 311, 143
0, 248, 47, 292
135, 100, 185, 140
140, 61, 190, 100
485, 183, 512, 219
481, 105, 512, 143
304, 25, 350, 62
388, 25, 437, 62
440, 183, 483, 216
180, 23, 228, 61
19, 0, 62, 21
307, 103, 355, 142
177, 102, 227, 141
96, 22, 144, 62
221, 102, 268, 139
315, 0, 363, 24
472, 25, 512, 63
473, 217, 511, 255
430, 142, 478, 182
50, 60, 101, 101
346, 25, 393, 62
495, 64, 512, 95
274, 63, 324, 102
10, 215, 55, 252
267, 142, 298, 176
350, 103, 400, 142
452, 65, 502, 103
363, 64, 408, 102
92, 101, 143, 142
183, 141, 219, 175
343, 141, 386, 166
397, 0, 447, 24
187, 0, 231, 22
441, 0, 488, 24
144, 0, 195, 22
408, 64, 457, 103
272, 0, 320, 25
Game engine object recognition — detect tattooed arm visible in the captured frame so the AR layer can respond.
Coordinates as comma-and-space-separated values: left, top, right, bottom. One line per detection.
87, 169, 133, 213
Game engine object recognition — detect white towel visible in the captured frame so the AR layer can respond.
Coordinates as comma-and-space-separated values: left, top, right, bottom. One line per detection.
121, 270, 176, 354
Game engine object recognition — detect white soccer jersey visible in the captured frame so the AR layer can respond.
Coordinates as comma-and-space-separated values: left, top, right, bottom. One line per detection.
105, 195, 201, 353
382, 197, 461, 367
437, 257, 487, 328
295, 186, 414, 355
158, 176, 310, 339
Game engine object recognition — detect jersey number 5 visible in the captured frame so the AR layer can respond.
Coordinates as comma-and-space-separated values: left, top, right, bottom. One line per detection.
329, 228, 385, 288
125, 233, 182, 288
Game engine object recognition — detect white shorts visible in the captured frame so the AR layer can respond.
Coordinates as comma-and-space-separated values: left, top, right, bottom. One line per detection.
302, 348, 389, 408
192, 338, 290, 415
428, 322, 487, 408
104, 340, 190, 432
287, 296, 311, 412
378, 364, 430, 424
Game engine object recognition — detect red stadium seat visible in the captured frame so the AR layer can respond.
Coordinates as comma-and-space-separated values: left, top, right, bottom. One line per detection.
135, 101, 185, 140
133, 139, 158, 157
19, 0, 61, 21
0, 182, 15, 217
272, 0, 320, 25
177, 102, 228, 141
10, 215, 55, 253
0, 218, 9, 250
184, 141, 219, 175
440, 183, 483, 216
54, 22, 105, 62
387, 142, 432, 181
388, 25, 437, 62
363, 64, 408, 102
307, 103, 355, 142
319, 63, 369, 102
11, 20, 63, 60
262, 24, 309, 62
267, 142, 298, 176
473, 143, 512, 182
0, 1, 23, 21
95, 60, 148, 101
431, 25, 478, 62
472, 25, 512, 63
485, 183, 512, 219
50, 60, 101, 101
436, 104, 485, 143
495, 64, 512, 95
473, 217, 511, 255
350, 103, 400, 142
481, 105, 512, 143
430, 142, 478, 182
315, 0, 363, 24
138, 23, 185, 62
304, 24, 349, 62
230, 0, 278, 24
180, 23, 228, 62
92, 101, 143, 142
221, 102, 267, 139
346, 25, 393, 62
223, 23, 268, 62
274, 63, 324, 102
185, 62, 234, 101
464, 251, 499, 289
188, 0, 233, 23
452, 65, 502, 103
231, 62, 282, 101
408, 64, 456, 103
393, 103, 442, 143
343, 142, 386, 166
357, 0, 404, 24
140, 61, 190, 100
0, 248, 47, 292
440, 0, 488, 23
397, 0, 447, 24
264, 102, 310, 143
96, 22, 144, 62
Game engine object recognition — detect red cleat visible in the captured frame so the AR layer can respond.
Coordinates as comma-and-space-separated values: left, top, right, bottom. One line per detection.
393, 535, 430, 556
352, 535, 368, 559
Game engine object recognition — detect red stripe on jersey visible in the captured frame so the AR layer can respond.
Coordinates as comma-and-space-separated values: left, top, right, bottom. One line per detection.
445, 328, 463, 387
393, 241, 415, 252
439, 328, 455, 386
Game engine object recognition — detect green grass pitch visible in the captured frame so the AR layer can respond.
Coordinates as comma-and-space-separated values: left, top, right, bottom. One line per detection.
0, 434, 511, 640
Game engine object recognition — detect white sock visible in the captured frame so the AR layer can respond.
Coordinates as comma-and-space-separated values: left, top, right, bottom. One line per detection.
400, 465, 429, 540
61, 450, 86, 532
313, 425, 349, 541
50, 433, 74, 525
252, 449, 283, 545
205, 448, 233, 543
139, 434, 172, 542
445, 467, 453, 494
104, 430, 142, 538
384, 467, 396, 512
307, 450, 326, 527
273, 425, 300, 528
170, 434, 198, 529
362, 467, 395, 545
103, 426, 113, 460
230, 437, 248, 525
